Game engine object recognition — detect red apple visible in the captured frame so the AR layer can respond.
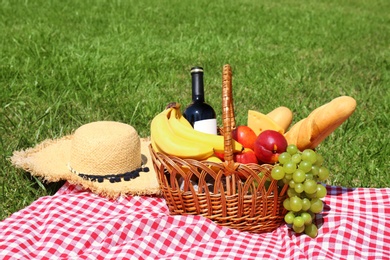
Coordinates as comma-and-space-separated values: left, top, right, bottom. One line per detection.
234, 148, 259, 164
213, 151, 225, 161
254, 130, 288, 164
232, 125, 257, 150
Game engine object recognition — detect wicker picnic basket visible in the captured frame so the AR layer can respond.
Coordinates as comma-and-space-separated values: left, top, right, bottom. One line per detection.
149, 64, 289, 233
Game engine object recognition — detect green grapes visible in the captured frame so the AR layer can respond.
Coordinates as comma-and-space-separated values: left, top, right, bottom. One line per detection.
278, 152, 292, 164
318, 167, 330, 181
301, 212, 312, 225
310, 198, 324, 213
283, 161, 297, 174
271, 165, 286, 180
301, 149, 317, 164
283, 198, 292, 211
284, 211, 295, 224
303, 179, 317, 194
293, 169, 306, 183
287, 188, 299, 198
293, 216, 305, 228
292, 224, 305, 234
301, 198, 311, 211
276, 144, 330, 238
287, 144, 299, 155
315, 154, 324, 166
299, 160, 312, 173
305, 224, 318, 238
289, 196, 303, 212
294, 183, 304, 193
316, 184, 327, 198
310, 165, 320, 176
289, 180, 296, 188
291, 153, 302, 164
305, 173, 314, 180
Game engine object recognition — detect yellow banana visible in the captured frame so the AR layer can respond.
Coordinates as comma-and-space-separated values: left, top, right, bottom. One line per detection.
177, 109, 193, 128
168, 107, 244, 153
150, 107, 214, 160
150, 136, 163, 154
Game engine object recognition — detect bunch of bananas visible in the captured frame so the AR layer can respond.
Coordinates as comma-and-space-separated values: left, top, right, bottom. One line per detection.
150, 103, 243, 160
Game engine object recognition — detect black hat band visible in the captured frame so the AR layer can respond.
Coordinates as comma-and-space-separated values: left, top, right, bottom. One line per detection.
68, 164, 150, 183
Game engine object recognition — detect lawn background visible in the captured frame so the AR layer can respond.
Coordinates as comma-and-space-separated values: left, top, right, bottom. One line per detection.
1, 0, 389, 220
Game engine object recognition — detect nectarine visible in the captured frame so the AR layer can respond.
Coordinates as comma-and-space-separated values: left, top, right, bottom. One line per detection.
254, 130, 288, 164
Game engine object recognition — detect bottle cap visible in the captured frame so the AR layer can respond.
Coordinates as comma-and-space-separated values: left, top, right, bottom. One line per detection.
191, 67, 203, 74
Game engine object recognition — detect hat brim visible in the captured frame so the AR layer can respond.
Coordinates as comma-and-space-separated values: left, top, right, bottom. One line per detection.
10, 135, 161, 198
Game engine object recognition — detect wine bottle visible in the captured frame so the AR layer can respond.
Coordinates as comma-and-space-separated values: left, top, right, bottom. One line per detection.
183, 66, 217, 135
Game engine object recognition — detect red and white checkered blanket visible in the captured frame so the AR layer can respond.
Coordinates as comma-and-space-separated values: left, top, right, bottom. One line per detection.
1, 182, 389, 259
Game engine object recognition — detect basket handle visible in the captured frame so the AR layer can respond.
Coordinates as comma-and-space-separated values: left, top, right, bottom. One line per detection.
222, 64, 237, 167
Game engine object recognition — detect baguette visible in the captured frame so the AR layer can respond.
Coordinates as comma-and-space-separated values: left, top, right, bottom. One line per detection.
283, 118, 304, 147
285, 96, 357, 150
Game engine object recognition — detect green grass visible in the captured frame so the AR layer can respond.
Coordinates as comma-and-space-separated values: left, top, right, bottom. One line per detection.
1, 0, 389, 220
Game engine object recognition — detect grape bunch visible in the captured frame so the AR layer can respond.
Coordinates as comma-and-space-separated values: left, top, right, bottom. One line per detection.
271, 144, 330, 238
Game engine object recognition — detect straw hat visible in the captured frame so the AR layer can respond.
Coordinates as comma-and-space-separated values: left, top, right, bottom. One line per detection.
10, 121, 161, 198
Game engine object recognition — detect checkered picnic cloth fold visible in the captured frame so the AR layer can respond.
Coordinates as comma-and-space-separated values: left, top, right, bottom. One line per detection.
1, 182, 389, 260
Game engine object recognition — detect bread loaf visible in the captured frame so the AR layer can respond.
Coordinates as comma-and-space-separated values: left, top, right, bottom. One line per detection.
285, 96, 357, 150
267, 106, 293, 132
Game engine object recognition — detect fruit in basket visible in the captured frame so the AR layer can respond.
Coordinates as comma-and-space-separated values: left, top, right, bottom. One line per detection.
213, 151, 225, 161
231, 125, 257, 150
151, 106, 215, 160
253, 130, 288, 164
167, 104, 244, 154
205, 155, 223, 163
267, 106, 293, 132
151, 103, 244, 160
247, 110, 285, 136
205, 155, 223, 173
284, 96, 357, 151
234, 148, 258, 164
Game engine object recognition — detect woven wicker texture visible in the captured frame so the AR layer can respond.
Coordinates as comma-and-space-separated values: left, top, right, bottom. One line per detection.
150, 64, 288, 233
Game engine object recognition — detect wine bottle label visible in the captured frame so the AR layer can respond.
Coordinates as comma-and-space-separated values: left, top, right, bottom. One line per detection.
193, 119, 217, 135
